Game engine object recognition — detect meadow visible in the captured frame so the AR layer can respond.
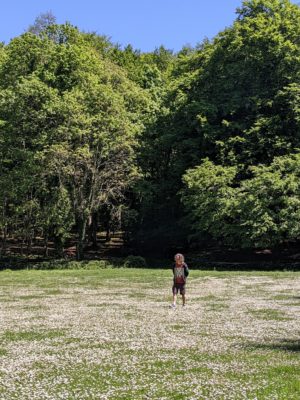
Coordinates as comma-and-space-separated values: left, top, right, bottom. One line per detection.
0, 268, 299, 399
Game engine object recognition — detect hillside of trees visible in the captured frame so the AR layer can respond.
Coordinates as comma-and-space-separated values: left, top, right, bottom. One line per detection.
1, 0, 300, 261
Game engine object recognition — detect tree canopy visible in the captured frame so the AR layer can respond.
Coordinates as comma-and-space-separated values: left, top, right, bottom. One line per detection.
1, 0, 300, 258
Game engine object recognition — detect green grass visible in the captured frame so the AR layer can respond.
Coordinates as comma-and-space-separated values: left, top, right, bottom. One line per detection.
249, 308, 291, 321
206, 302, 230, 311
0, 348, 8, 356
0, 268, 299, 400
2, 329, 67, 342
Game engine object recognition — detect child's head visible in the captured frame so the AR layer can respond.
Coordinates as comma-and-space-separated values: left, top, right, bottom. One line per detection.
174, 253, 184, 264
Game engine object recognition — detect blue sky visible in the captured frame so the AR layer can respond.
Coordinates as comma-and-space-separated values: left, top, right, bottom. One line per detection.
0, 1, 297, 52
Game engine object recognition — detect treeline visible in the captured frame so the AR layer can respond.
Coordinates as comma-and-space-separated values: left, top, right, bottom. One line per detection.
0, 0, 300, 259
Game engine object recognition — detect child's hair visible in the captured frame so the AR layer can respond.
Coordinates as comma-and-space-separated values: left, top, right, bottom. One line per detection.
174, 253, 185, 262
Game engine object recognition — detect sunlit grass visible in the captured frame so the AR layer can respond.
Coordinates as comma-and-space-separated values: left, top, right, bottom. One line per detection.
0, 268, 299, 399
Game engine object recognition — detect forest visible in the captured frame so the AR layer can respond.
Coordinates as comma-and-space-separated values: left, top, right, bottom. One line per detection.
1, 0, 300, 262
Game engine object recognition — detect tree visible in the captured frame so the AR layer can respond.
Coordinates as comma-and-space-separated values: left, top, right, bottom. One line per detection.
182, 154, 300, 248
182, 160, 238, 245
0, 75, 62, 254
28, 12, 56, 36
177, 0, 300, 166
136, 0, 300, 251
0, 24, 151, 259
43, 74, 144, 259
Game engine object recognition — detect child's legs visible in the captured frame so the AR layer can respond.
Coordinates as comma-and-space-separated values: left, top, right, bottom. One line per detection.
180, 285, 186, 305
172, 285, 178, 304
173, 293, 177, 304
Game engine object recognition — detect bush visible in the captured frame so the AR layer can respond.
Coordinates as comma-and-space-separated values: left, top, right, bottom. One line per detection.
83, 260, 110, 269
123, 255, 147, 268
31, 259, 112, 270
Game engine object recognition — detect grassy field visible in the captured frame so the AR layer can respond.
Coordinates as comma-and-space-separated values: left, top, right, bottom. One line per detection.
0, 268, 299, 399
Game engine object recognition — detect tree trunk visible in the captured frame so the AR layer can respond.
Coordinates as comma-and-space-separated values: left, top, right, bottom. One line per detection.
88, 212, 98, 249
44, 233, 49, 257
1, 198, 7, 256
1, 225, 7, 257
105, 226, 111, 242
77, 217, 87, 260
20, 238, 24, 257
53, 235, 64, 258
92, 213, 98, 248
27, 237, 32, 256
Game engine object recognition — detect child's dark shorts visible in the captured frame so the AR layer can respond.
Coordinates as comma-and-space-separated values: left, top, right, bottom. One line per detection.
172, 283, 186, 295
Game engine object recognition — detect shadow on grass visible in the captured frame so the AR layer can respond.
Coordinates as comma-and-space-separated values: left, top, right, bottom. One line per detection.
245, 338, 300, 353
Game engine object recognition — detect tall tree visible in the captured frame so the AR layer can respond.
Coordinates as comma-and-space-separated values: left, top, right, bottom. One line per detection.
133, 0, 300, 251
27, 11, 57, 36
0, 25, 151, 259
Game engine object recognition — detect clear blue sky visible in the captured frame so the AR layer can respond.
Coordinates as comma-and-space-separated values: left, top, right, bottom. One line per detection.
0, 1, 297, 52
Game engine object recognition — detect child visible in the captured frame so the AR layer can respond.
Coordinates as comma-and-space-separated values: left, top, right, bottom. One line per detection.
170, 253, 189, 308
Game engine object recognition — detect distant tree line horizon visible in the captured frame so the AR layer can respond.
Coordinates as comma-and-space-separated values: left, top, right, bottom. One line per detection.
0, 0, 300, 260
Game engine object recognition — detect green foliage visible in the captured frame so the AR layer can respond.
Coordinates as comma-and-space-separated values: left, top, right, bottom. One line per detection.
134, 0, 300, 251
0, 23, 153, 258
1, 1, 300, 256
183, 153, 300, 248
182, 159, 238, 242
31, 259, 111, 270
236, 154, 300, 247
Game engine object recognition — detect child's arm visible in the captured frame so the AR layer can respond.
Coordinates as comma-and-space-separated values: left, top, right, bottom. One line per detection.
184, 263, 189, 277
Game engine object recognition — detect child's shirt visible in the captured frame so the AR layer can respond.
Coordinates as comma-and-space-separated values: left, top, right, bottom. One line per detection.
173, 263, 189, 284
